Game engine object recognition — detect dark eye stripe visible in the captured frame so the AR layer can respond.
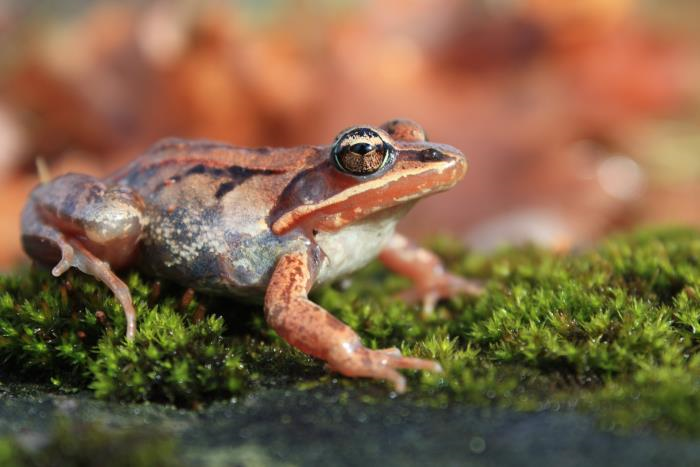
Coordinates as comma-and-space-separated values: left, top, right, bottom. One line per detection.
419, 148, 446, 162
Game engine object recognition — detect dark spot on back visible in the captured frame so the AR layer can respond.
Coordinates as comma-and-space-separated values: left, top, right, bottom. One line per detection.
186, 164, 207, 175
228, 166, 249, 177
228, 166, 276, 177
215, 181, 236, 199
154, 161, 278, 195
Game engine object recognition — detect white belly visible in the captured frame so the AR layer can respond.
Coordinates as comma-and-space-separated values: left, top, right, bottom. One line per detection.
314, 205, 410, 285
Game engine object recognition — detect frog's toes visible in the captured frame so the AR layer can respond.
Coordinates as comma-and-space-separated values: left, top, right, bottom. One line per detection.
51, 241, 76, 277
56, 239, 138, 340
399, 275, 484, 314
327, 343, 442, 393
376, 347, 402, 357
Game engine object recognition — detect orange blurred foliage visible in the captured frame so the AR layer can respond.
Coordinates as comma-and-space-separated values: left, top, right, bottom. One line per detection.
0, 0, 697, 268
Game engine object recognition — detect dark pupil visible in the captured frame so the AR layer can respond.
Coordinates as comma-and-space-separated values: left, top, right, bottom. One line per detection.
349, 142, 374, 155
336, 140, 386, 175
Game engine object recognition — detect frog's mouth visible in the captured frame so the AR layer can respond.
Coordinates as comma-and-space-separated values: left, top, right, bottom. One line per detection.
271, 153, 466, 235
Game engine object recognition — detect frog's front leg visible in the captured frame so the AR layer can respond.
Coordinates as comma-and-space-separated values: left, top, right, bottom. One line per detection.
265, 249, 442, 393
21, 174, 145, 340
379, 233, 483, 313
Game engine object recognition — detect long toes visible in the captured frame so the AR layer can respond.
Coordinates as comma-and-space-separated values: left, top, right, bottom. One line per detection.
397, 289, 439, 313
52, 244, 75, 277
451, 276, 485, 296
63, 239, 138, 341
377, 347, 402, 357
373, 354, 441, 392
421, 292, 439, 314
397, 276, 483, 313
327, 345, 442, 393
376, 348, 443, 372
371, 366, 406, 393
388, 354, 443, 373
52, 259, 71, 277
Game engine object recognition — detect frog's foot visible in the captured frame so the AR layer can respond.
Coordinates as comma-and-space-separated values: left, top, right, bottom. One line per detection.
398, 275, 484, 314
380, 233, 484, 314
51, 237, 137, 340
327, 342, 442, 393
51, 241, 76, 277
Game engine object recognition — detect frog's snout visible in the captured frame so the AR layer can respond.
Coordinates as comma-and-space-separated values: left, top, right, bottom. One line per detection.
434, 144, 467, 181
451, 148, 468, 179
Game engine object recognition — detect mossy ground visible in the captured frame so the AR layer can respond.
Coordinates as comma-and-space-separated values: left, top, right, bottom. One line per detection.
1, 227, 700, 461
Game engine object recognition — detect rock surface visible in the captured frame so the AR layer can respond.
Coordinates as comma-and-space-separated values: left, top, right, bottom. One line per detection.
2, 384, 700, 466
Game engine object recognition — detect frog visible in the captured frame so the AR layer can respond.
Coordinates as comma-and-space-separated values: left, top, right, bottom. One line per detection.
20, 119, 482, 393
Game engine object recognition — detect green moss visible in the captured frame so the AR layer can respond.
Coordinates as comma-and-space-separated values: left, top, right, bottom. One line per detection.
0, 270, 246, 406
0, 418, 181, 467
89, 310, 244, 407
1, 227, 700, 435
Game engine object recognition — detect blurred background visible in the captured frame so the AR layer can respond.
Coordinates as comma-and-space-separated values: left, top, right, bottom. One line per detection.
0, 0, 699, 270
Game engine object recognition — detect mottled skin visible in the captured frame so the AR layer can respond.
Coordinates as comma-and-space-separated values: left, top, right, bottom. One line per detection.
21, 119, 481, 392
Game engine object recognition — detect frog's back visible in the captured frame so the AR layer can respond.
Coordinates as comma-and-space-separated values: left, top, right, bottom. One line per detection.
112, 139, 315, 299
109, 138, 322, 189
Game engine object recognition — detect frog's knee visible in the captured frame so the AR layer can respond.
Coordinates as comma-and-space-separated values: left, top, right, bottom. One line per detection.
82, 186, 145, 245
32, 175, 144, 244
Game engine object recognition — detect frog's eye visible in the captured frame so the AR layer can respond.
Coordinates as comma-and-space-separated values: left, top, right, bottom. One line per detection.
331, 127, 395, 176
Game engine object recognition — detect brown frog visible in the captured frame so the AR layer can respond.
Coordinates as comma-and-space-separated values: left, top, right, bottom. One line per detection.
21, 119, 481, 392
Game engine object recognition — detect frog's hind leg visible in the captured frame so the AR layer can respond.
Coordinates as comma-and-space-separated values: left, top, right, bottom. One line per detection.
21, 173, 145, 340
62, 236, 137, 340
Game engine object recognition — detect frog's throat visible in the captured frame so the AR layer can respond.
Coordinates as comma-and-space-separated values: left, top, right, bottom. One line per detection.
271, 161, 463, 235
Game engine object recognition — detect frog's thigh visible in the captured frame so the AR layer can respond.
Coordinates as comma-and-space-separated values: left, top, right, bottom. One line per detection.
27, 173, 144, 268
264, 249, 441, 392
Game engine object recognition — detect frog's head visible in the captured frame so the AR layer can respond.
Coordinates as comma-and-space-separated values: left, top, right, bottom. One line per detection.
271, 119, 467, 235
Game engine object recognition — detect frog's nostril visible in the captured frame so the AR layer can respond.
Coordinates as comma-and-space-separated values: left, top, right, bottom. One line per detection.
419, 148, 446, 162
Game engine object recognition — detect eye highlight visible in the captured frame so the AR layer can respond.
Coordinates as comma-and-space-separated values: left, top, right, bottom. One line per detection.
331, 127, 394, 176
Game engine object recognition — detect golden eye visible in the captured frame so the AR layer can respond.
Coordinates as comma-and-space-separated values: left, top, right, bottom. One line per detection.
332, 128, 394, 176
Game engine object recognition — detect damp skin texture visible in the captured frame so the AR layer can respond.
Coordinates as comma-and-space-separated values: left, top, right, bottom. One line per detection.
20, 119, 482, 392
